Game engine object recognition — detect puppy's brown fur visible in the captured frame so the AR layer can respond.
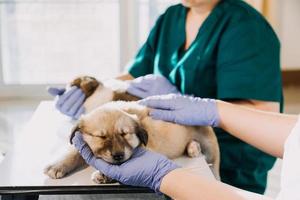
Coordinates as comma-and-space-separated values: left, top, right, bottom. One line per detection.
71, 76, 100, 98
44, 76, 220, 183
71, 76, 138, 101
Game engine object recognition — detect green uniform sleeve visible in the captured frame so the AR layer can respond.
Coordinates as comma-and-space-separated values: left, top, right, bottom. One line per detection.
126, 14, 164, 78
216, 20, 282, 102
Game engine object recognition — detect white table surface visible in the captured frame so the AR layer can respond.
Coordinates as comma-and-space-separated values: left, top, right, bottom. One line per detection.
0, 101, 214, 190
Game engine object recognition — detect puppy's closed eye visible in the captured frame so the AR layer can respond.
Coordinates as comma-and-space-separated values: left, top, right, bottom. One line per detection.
120, 127, 130, 137
99, 135, 107, 140
120, 132, 128, 137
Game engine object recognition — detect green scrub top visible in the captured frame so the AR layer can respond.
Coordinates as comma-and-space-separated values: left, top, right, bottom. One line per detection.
127, 0, 283, 194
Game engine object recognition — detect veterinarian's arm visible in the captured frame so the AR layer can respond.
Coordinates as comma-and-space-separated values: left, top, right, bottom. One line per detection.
72, 132, 178, 193
72, 132, 271, 200
230, 100, 279, 112
140, 94, 298, 158
117, 73, 180, 98
217, 101, 297, 158
116, 73, 134, 81
160, 168, 272, 200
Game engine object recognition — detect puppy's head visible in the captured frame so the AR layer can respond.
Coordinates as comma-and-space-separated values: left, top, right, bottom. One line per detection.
70, 107, 148, 164
70, 76, 102, 98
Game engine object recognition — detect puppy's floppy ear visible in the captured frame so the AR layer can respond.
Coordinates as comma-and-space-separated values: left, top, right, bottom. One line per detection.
69, 124, 80, 145
136, 126, 148, 146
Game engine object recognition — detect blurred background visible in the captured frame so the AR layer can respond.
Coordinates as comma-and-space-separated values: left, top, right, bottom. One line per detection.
0, 0, 299, 198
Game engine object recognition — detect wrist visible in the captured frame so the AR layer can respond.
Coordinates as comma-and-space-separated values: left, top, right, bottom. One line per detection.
210, 99, 220, 127
153, 161, 179, 194
216, 100, 229, 129
160, 168, 178, 191
195, 98, 220, 127
159, 168, 185, 198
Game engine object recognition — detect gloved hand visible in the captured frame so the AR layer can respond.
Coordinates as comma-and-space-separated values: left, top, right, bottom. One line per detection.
139, 94, 220, 127
47, 86, 85, 120
127, 74, 180, 98
72, 132, 178, 194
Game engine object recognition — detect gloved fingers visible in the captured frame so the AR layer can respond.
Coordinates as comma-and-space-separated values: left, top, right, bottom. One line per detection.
139, 96, 175, 110
129, 79, 152, 90
149, 109, 175, 122
131, 147, 147, 158
72, 132, 85, 147
72, 132, 96, 165
140, 78, 155, 87
47, 87, 66, 96
60, 90, 84, 113
94, 148, 148, 180
67, 94, 85, 116
132, 74, 156, 86
130, 76, 144, 85
72, 132, 121, 181
93, 159, 121, 180
127, 86, 148, 98
56, 86, 78, 106
71, 134, 121, 179
143, 74, 162, 82
73, 106, 85, 120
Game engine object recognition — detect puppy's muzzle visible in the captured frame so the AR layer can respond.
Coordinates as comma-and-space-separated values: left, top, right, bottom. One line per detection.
112, 152, 125, 162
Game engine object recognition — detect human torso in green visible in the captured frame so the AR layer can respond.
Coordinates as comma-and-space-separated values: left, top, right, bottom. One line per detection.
127, 0, 283, 194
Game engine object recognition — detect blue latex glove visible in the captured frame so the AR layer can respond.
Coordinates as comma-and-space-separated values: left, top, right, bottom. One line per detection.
139, 94, 220, 127
72, 132, 178, 194
127, 74, 180, 98
47, 86, 85, 120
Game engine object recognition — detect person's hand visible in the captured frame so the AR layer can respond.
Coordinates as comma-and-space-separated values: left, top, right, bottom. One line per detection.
139, 94, 220, 127
72, 132, 178, 194
127, 74, 180, 98
47, 86, 85, 120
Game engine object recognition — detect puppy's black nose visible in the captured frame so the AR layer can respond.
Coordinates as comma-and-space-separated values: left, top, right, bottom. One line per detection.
113, 152, 124, 161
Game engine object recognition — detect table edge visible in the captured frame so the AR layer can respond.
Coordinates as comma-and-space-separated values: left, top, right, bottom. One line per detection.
0, 185, 154, 195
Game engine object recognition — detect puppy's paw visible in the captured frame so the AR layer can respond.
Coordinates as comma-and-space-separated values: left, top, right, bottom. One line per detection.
187, 140, 201, 158
91, 171, 116, 184
44, 164, 68, 179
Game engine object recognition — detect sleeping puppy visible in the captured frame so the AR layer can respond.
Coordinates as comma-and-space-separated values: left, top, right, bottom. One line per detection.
69, 76, 139, 113
44, 76, 220, 182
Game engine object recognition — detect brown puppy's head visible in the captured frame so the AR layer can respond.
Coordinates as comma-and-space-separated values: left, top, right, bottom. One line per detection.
70, 76, 102, 98
70, 107, 148, 164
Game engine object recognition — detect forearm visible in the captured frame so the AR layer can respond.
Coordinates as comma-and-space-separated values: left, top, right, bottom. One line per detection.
160, 168, 262, 200
230, 100, 280, 112
217, 101, 298, 158
116, 73, 134, 81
